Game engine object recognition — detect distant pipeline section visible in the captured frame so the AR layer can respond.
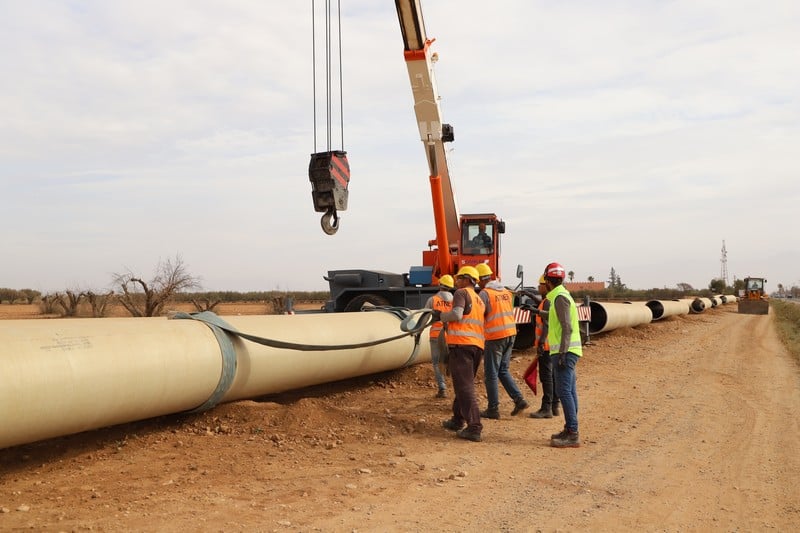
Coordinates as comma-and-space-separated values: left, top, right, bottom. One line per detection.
585, 296, 738, 336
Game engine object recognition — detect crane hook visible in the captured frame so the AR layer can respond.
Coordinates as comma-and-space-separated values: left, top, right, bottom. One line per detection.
321, 208, 340, 235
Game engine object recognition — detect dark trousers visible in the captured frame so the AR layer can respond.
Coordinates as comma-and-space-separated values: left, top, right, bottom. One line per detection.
449, 344, 484, 433
538, 350, 559, 408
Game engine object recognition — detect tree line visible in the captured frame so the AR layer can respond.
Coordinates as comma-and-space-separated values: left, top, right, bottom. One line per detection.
5, 259, 795, 317
1, 255, 328, 318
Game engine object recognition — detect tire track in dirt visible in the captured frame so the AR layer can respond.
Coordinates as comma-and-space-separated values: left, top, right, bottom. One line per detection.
456, 308, 800, 532
2, 307, 799, 531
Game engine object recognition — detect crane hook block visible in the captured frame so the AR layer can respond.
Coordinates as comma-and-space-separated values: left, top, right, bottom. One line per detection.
309, 150, 350, 235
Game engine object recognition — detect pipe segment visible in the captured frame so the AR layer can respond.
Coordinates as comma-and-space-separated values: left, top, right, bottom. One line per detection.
587, 301, 653, 334
645, 299, 691, 321
685, 298, 706, 313
0, 312, 429, 450
696, 297, 714, 311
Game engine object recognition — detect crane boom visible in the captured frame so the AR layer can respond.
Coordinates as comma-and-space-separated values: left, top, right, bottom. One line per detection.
395, 0, 460, 256
323, 1, 510, 332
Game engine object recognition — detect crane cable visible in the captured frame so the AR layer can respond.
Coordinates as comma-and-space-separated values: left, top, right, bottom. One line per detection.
311, 0, 345, 153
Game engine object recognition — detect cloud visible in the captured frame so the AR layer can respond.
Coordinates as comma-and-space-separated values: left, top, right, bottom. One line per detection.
1, 0, 798, 294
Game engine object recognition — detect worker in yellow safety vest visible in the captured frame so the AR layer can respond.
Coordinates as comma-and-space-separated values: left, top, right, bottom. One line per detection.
542, 262, 583, 448
475, 263, 529, 419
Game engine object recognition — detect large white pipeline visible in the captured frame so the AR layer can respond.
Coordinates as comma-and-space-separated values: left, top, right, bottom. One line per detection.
588, 301, 653, 334
645, 299, 691, 321
696, 297, 714, 311
683, 298, 706, 313
0, 312, 429, 450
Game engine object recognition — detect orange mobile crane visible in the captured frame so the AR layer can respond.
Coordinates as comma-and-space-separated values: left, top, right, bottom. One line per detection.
320, 2, 536, 347
323, 0, 505, 311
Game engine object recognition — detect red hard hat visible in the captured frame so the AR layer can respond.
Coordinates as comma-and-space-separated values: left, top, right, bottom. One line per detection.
544, 262, 566, 279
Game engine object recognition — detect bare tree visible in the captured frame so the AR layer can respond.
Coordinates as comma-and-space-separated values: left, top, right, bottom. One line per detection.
0, 288, 19, 303
19, 288, 41, 304
84, 290, 114, 317
39, 294, 61, 315
53, 290, 82, 317
112, 255, 201, 317
568, 270, 575, 282
191, 297, 221, 312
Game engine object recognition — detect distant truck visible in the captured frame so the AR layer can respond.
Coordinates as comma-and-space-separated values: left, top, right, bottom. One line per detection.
738, 277, 769, 315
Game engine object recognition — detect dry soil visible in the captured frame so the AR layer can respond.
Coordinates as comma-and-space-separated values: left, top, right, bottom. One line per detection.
1, 304, 799, 532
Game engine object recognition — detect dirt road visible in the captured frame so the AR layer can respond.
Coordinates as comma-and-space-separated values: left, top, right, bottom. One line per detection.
1, 305, 798, 531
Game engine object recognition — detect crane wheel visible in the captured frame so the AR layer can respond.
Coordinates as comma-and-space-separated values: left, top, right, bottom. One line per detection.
343, 294, 390, 312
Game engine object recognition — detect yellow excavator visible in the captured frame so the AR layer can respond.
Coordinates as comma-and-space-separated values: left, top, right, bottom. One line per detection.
738, 277, 769, 315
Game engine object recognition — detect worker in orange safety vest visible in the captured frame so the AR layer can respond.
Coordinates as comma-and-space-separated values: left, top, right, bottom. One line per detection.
475, 263, 529, 419
529, 274, 560, 419
436, 266, 485, 442
424, 275, 454, 398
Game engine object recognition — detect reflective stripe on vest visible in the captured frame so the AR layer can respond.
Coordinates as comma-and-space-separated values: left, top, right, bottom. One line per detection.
546, 285, 583, 356
483, 287, 517, 340
447, 287, 485, 349
534, 299, 550, 351
429, 293, 453, 339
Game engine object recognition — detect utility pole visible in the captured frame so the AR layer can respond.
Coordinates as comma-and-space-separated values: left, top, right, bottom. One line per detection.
720, 240, 729, 287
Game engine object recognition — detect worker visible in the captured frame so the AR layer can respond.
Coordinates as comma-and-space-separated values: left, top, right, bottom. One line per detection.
424, 274, 454, 398
529, 274, 560, 419
475, 262, 528, 419
435, 265, 485, 442
470, 222, 492, 248
542, 262, 583, 448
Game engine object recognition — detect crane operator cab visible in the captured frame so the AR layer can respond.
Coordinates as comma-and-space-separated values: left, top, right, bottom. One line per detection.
462, 218, 504, 256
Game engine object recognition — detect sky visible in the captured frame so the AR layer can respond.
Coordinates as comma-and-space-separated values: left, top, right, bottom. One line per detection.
1, 0, 798, 294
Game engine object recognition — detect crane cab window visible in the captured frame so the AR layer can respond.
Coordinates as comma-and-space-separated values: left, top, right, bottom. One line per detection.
748, 279, 763, 290
463, 222, 493, 255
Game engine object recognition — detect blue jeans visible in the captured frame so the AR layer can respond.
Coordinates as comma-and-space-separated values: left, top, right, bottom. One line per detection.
429, 341, 447, 391
483, 336, 523, 409
553, 352, 580, 432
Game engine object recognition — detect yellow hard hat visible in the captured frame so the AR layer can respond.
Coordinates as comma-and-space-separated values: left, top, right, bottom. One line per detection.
438, 274, 455, 289
456, 265, 480, 282
538, 274, 547, 285
475, 263, 493, 279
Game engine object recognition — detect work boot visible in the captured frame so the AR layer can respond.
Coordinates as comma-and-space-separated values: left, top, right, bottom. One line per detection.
551, 402, 561, 416
456, 428, 482, 442
550, 429, 580, 448
551, 427, 568, 440
480, 407, 500, 419
442, 419, 464, 431
510, 398, 529, 416
436, 389, 447, 399
529, 407, 553, 419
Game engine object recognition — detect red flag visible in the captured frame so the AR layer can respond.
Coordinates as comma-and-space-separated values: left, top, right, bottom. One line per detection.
523, 357, 538, 395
